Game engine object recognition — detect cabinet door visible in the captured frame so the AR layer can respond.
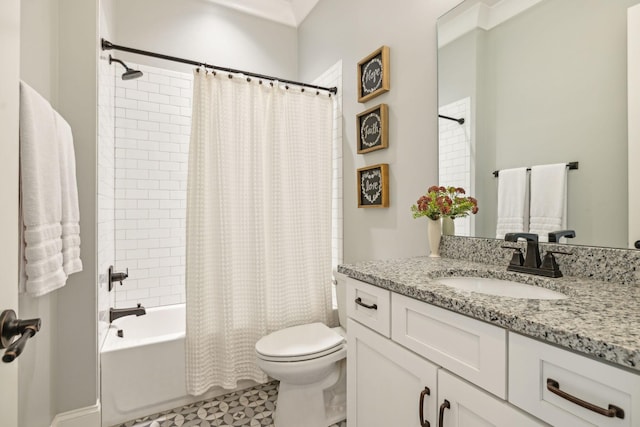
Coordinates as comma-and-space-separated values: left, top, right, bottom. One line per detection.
438, 371, 546, 427
347, 319, 438, 427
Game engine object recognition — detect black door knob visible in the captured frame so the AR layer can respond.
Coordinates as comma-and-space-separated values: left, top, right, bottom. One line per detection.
635, 240, 640, 249
0, 310, 41, 363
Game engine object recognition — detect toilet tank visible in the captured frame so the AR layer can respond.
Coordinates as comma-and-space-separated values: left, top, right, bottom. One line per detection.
334, 271, 348, 329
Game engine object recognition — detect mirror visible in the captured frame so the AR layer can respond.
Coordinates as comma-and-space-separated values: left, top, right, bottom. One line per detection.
437, 0, 639, 248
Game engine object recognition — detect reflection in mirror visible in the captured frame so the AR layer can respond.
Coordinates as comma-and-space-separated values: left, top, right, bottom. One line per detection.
437, 0, 639, 248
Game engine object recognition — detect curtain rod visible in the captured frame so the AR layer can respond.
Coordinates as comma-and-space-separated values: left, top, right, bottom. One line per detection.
438, 114, 465, 125
101, 39, 338, 95
492, 162, 579, 177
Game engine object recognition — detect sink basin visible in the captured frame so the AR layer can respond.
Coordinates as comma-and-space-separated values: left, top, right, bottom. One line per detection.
435, 277, 567, 300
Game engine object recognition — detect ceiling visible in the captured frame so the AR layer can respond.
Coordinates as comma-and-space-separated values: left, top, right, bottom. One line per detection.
207, 0, 321, 27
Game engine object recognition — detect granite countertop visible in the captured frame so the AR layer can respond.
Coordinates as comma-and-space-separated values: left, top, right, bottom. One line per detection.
338, 256, 640, 373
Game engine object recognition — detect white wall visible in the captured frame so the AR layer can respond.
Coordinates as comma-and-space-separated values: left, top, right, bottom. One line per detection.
108, 0, 298, 78
55, 0, 100, 415
298, 0, 462, 262
19, 1, 60, 426
18, 0, 100, 424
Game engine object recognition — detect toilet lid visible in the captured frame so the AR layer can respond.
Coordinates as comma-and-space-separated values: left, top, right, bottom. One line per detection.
255, 322, 345, 359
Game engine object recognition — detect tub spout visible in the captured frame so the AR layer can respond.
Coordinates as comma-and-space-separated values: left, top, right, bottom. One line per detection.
109, 304, 146, 323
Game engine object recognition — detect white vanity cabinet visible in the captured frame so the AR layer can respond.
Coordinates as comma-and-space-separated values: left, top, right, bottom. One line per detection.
346, 278, 545, 427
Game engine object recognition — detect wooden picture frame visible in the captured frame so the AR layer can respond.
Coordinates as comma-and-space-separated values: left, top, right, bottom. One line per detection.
358, 46, 390, 103
357, 164, 389, 208
357, 103, 388, 154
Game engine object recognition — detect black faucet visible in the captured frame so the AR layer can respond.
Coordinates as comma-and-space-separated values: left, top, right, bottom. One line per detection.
504, 233, 541, 268
503, 233, 572, 278
548, 230, 576, 243
109, 304, 146, 323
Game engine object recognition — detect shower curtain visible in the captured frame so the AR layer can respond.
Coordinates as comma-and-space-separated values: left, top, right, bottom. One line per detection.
185, 70, 335, 394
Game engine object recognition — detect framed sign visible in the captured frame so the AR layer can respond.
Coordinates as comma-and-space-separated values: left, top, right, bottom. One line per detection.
357, 46, 390, 103
357, 164, 389, 208
357, 103, 388, 154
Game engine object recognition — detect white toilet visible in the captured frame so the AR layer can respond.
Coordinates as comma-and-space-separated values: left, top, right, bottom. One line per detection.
255, 272, 348, 427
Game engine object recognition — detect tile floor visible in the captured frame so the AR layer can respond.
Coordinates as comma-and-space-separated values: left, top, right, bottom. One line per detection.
114, 381, 347, 427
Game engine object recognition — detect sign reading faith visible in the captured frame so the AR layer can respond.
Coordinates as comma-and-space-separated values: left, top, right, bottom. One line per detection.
357, 104, 388, 154
357, 164, 389, 208
358, 46, 390, 103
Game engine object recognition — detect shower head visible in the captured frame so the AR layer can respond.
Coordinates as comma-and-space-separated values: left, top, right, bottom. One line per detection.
109, 55, 143, 80
122, 69, 144, 80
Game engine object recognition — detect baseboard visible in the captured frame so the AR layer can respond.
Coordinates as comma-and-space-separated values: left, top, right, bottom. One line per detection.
50, 401, 101, 427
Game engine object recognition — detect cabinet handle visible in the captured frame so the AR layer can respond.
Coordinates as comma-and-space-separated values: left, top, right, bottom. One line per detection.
354, 297, 377, 310
546, 378, 625, 419
419, 386, 431, 427
438, 399, 450, 427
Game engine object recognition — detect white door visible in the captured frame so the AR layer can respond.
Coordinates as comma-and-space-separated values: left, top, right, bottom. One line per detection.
629, 4, 640, 249
438, 370, 545, 427
347, 319, 439, 427
0, 0, 21, 426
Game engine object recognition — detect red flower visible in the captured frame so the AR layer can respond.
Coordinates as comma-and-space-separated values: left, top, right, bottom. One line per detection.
411, 185, 478, 220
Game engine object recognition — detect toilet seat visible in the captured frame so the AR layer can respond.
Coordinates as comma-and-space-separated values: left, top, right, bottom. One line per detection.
255, 322, 345, 362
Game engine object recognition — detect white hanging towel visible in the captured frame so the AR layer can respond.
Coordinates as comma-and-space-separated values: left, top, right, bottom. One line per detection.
529, 163, 567, 242
496, 167, 528, 239
55, 111, 83, 276
19, 81, 82, 297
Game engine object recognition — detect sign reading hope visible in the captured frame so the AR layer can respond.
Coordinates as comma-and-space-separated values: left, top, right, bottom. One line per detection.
358, 46, 390, 103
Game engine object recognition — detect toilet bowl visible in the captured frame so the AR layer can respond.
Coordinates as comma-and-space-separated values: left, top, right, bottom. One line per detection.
255, 272, 348, 427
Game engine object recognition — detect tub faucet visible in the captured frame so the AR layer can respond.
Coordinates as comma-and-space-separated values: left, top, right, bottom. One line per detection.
109, 304, 146, 323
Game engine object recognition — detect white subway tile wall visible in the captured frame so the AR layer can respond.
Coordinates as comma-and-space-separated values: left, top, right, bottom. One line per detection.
114, 64, 193, 308
438, 98, 473, 237
98, 55, 116, 346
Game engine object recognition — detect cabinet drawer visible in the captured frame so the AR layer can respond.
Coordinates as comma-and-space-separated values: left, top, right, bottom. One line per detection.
392, 293, 507, 398
509, 332, 640, 427
346, 278, 391, 337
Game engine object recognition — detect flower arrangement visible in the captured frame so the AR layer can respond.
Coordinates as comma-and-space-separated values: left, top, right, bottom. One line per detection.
411, 186, 478, 220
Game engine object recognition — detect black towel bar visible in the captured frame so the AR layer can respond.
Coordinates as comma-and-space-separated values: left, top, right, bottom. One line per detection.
493, 162, 578, 177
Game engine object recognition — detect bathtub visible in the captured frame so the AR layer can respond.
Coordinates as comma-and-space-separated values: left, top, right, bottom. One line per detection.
100, 304, 255, 426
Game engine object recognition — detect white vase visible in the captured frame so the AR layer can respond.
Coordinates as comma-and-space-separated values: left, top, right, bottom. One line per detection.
427, 218, 442, 258
442, 216, 455, 236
